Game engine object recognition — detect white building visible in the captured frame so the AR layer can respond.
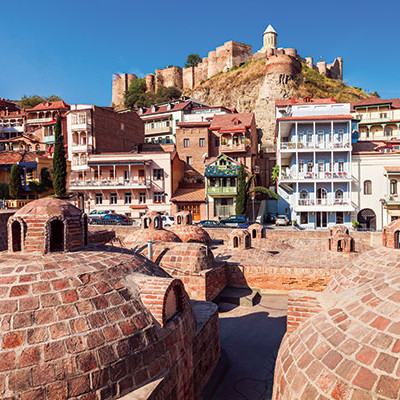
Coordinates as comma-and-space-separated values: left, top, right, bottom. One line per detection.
276, 98, 357, 229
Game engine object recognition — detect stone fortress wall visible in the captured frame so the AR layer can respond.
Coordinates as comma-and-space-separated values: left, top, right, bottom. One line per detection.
111, 26, 343, 106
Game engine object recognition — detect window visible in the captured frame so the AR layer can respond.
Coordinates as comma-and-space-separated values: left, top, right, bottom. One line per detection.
338, 160, 344, 172
95, 193, 102, 205
380, 113, 388, 118
110, 193, 117, 204
187, 156, 193, 165
300, 212, 308, 225
124, 192, 132, 204
390, 180, 398, 195
385, 126, 393, 136
139, 192, 146, 204
364, 180, 372, 195
336, 212, 344, 224
124, 170, 129, 180
318, 160, 324, 173
199, 138, 205, 147
166, 120, 170, 127
153, 192, 164, 203
299, 160, 304, 173
175, 120, 179, 126
317, 130, 324, 143
335, 189, 344, 200
184, 139, 189, 147
109, 169, 114, 179
307, 161, 313, 173
153, 169, 164, 180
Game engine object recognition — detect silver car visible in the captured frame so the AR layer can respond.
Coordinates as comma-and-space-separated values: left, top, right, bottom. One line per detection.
275, 215, 290, 226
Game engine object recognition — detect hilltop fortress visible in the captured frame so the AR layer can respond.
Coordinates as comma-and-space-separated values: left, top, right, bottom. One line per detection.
112, 25, 343, 107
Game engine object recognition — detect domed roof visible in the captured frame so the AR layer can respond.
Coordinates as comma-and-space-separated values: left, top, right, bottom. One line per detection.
124, 228, 181, 247
273, 247, 400, 400
14, 197, 82, 218
0, 246, 192, 398
169, 224, 212, 246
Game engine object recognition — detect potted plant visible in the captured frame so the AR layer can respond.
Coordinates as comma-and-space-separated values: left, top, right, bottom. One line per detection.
351, 219, 360, 231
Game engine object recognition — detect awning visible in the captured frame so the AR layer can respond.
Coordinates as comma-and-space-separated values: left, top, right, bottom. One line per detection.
130, 205, 148, 210
389, 210, 400, 216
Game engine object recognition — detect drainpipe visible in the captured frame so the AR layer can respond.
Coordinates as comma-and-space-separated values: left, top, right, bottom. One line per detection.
147, 239, 153, 261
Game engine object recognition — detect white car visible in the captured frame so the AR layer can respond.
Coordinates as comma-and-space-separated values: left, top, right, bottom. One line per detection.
275, 215, 290, 226
162, 216, 175, 227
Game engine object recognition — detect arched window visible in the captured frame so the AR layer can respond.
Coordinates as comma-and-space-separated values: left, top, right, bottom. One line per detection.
364, 180, 372, 195
233, 236, 239, 248
385, 126, 393, 136
11, 221, 22, 252
390, 180, 397, 195
335, 189, 344, 200
317, 188, 327, 200
300, 189, 308, 199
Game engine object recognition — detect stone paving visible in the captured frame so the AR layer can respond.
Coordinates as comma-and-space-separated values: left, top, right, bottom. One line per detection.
209, 294, 288, 400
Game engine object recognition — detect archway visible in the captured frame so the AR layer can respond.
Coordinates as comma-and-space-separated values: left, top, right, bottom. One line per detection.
337, 240, 344, 252
11, 221, 22, 252
233, 236, 239, 248
252, 229, 257, 239
50, 220, 64, 252
357, 208, 376, 231
395, 231, 400, 249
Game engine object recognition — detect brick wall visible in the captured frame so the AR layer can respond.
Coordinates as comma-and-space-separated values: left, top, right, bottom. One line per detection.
286, 290, 324, 333
93, 107, 144, 153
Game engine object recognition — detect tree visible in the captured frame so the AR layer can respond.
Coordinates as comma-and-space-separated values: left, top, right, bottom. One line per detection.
19, 94, 62, 109
155, 86, 181, 103
272, 165, 280, 184
9, 164, 22, 199
185, 54, 202, 68
52, 115, 67, 198
251, 186, 279, 200
235, 164, 247, 215
0, 183, 9, 200
29, 168, 53, 195
368, 91, 380, 98
124, 78, 147, 108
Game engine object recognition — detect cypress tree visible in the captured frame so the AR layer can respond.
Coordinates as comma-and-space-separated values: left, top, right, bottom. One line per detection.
235, 164, 247, 215
9, 164, 22, 199
52, 115, 67, 198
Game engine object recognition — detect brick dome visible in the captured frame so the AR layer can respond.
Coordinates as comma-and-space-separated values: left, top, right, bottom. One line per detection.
168, 212, 212, 246
8, 197, 87, 254
265, 54, 301, 76
273, 247, 400, 400
382, 219, 400, 248
0, 246, 196, 399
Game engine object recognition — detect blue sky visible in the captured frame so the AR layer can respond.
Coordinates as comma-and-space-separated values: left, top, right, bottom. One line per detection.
1, 0, 399, 105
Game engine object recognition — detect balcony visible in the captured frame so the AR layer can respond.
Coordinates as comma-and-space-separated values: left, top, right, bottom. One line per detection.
280, 171, 351, 181
27, 117, 53, 124
295, 196, 353, 212
43, 135, 55, 144
280, 141, 351, 151
145, 126, 172, 135
71, 143, 93, 152
384, 194, 400, 204
207, 186, 237, 196
69, 178, 152, 190
220, 143, 247, 153
71, 122, 91, 131
298, 198, 350, 206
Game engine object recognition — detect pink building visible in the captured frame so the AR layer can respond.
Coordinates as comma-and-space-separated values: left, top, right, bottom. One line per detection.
69, 150, 184, 218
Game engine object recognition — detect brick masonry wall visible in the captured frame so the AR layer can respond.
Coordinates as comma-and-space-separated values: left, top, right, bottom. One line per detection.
93, 107, 144, 154
0, 211, 14, 251
286, 290, 324, 333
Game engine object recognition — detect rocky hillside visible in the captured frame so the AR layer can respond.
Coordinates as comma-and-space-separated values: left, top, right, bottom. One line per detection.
185, 60, 369, 146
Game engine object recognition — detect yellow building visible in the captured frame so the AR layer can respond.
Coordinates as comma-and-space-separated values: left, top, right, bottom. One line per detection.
352, 98, 400, 140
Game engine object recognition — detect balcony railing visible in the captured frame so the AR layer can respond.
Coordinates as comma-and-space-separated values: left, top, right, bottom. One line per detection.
298, 198, 350, 206
207, 186, 237, 195
71, 143, 93, 152
27, 117, 53, 124
145, 126, 172, 134
69, 178, 152, 189
220, 143, 247, 152
280, 141, 351, 150
215, 205, 234, 217
281, 171, 350, 181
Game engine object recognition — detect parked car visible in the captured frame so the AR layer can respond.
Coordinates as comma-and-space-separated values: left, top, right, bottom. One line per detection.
275, 215, 290, 226
162, 216, 175, 228
219, 215, 248, 227
237, 221, 258, 229
88, 209, 114, 218
195, 220, 221, 228
102, 214, 132, 225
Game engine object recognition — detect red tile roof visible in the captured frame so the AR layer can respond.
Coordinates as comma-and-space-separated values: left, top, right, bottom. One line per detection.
278, 115, 354, 122
384, 166, 400, 172
171, 187, 205, 203
27, 100, 70, 112
0, 151, 42, 164
177, 121, 211, 128
210, 113, 254, 132
351, 98, 400, 111
276, 97, 337, 107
